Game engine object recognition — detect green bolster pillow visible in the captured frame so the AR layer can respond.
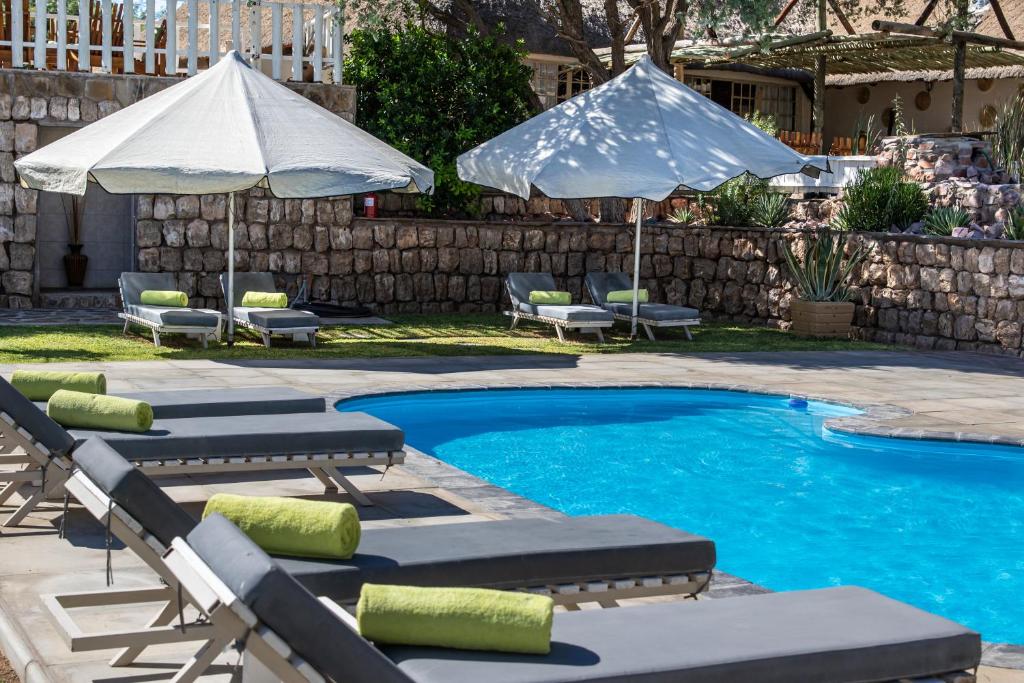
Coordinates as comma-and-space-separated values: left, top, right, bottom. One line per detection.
11, 370, 106, 401
140, 290, 189, 307
357, 584, 554, 655
528, 290, 571, 305
241, 291, 288, 308
47, 390, 153, 433
202, 494, 360, 559
607, 288, 649, 304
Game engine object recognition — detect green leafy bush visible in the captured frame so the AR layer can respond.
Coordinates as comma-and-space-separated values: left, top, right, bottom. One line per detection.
1006, 207, 1024, 240
922, 205, 971, 237
993, 94, 1024, 178
701, 175, 771, 226
782, 231, 871, 303
831, 166, 928, 232
345, 25, 536, 216
750, 193, 790, 228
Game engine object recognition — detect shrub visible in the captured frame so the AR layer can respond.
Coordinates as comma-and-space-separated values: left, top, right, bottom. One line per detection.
782, 231, 871, 303
668, 206, 697, 225
345, 25, 536, 216
1006, 207, 1024, 240
750, 193, 790, 228
701, 175, 771, 227
831, 166, 928, 232
922, 205, 971, 237
993, 94, 1024, 179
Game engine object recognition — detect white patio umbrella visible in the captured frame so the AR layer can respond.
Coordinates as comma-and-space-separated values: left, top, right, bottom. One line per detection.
457, 54, 826, 337
15, 50, 433, 343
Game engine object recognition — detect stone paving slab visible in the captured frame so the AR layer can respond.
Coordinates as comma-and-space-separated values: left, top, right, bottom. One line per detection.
2, 350, 1024, 681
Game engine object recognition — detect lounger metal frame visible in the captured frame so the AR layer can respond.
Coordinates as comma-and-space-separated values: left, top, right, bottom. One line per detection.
504, 283, 612, 343
43, 469, 711, 677
607, 311, 701, 342
159, 537, 976, 683
231, 314, 319, 349
0, 409, 405, 526
118, 279, 224, 348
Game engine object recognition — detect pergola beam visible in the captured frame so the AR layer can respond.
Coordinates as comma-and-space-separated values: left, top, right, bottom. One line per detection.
988, 0, 1015, 40
826, 0, 856, 35
723, 29, 831, 60
773, 0, 801, 27
873, 19, 1024, 50
914, 0, 939, 26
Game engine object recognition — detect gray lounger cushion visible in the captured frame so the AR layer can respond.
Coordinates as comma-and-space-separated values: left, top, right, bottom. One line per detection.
73, 438, 195, 546
279, 514, 713, 601
386, 586, 980, 683
604, 302, 700, 321
0, 377, 75, 456
515, 303, 613, 323
190, 517, 979, 683
75, 440, 714, 599
189, 514, 415, 683
34, 387, 325, 419
246, 309, 319, 329
66, 411, 403, 460
585, 272, 699, 320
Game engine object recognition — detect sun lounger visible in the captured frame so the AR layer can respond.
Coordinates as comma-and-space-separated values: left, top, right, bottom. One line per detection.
33, 386, 326, 420
505, 273, 614, 343
165, 513, 980, 683
220, 272, 320, 348
118, 272, 223, 347
585, 271, 701, 341
0, 377, 404, 525
44, 437, 714, 670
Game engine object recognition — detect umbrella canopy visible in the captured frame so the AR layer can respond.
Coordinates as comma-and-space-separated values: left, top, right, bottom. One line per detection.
16, 51, 434, 198
457, 54, 824, 201
15, 50, 434, 343
457, 54, 826, 337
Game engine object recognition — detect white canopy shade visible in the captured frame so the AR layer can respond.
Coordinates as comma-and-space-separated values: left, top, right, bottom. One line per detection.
457, 54, 825, 202
15, 50, 434, 198
457, 55, 826, 338
15, 51, 433, 344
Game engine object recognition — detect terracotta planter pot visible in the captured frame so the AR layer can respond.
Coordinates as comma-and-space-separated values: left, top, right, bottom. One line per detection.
790, 300, 855, 339
63, 244, 88, 287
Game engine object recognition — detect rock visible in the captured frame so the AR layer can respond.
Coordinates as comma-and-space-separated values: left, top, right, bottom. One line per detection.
153, 196, 176, 220
176, 195, 200, 219
162, 220, 186, 248
1, 270, 32, 295
13, 123, 36, 153
186, 219, 210, 247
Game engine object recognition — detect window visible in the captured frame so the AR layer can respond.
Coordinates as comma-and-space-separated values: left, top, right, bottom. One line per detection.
684, 76, 712, 98
558, 65, 591, 102
527, 60, 593, 109
527, 60, 560, 110
731, 81, 757, 117
757, 84, 796, 131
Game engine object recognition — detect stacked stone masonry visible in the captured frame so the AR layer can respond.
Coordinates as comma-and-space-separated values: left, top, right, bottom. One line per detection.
0, 67, 355, 309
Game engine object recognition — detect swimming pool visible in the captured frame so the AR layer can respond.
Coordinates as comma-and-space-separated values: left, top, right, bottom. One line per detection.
339, 387, 1024, 644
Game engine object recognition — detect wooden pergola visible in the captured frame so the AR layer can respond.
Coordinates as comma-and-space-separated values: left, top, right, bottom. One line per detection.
667, 0, 1024, 151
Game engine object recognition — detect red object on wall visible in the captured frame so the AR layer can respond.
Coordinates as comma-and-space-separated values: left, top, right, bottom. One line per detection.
364, 192, 378, 218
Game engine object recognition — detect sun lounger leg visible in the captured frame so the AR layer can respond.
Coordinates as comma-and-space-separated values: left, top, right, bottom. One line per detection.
170, 635, 232, 683
122, 319, 130, 335
109, 598, 186, 666
509, 314, 520, 331
309, 332, 317, 349
200, 334, 208, 349
307, 467, 338, 493
324, 466, 373, 506
595, 328, 605, 343
555, 325, 566, 343
152, 329, 161, 347
0, 480, 25, 506
3, 487, 47, 527
260, 331, 272, 349
683, 325, 693, 341
643, 323, 656, 341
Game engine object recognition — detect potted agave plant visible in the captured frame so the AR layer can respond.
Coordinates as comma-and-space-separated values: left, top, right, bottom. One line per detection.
62, 194, 87, 287
781, 231, 870, 338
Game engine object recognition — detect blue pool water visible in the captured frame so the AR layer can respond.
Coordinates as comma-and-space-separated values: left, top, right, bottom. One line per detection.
339, 387, 1024, 643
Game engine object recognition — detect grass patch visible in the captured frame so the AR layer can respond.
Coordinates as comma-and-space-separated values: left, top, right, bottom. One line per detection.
0, 315, 891, 364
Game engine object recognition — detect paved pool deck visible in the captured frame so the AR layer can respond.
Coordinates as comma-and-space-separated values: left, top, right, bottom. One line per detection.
1, 349, 1023, 682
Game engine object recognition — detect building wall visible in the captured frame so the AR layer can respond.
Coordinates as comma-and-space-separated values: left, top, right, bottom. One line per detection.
824, 77, 1020, 143
0, 68, 355, 308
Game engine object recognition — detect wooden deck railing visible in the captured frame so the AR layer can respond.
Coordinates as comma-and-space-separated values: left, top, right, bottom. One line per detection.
0, 0, 343, 83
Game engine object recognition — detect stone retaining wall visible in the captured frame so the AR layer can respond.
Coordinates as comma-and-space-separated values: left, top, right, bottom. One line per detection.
0, 68, 355, 308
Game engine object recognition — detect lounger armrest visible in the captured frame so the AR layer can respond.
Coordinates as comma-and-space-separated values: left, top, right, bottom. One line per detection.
317, 596, 359, 632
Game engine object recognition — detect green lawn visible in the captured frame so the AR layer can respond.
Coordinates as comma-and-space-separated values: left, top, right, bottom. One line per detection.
0, 315, 891, 364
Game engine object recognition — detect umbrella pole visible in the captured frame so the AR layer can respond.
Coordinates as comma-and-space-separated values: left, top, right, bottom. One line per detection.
227, 191, 235, 346
630, 197, 644, 339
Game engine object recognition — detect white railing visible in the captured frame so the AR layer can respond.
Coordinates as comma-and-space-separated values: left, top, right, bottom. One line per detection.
0, 0, 343, 84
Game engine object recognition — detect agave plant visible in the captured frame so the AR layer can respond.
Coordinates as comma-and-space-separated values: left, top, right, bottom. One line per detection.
922, 205, 971, 237
781, 231, 871, 303
993, 94, 1024, 179
750, 193, 790, 228
1006, 207, 1024, 241
668, 206, 697, 225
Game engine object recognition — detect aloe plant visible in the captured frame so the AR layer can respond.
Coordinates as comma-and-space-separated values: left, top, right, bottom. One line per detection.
781, 231, 871, 303
923, 205, 971, 237
750, 193, 790, 228
668, 206, 697, 226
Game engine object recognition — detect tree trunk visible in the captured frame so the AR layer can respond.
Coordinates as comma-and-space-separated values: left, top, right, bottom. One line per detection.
563, 198, 593, 222
600, 198, 627, 223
